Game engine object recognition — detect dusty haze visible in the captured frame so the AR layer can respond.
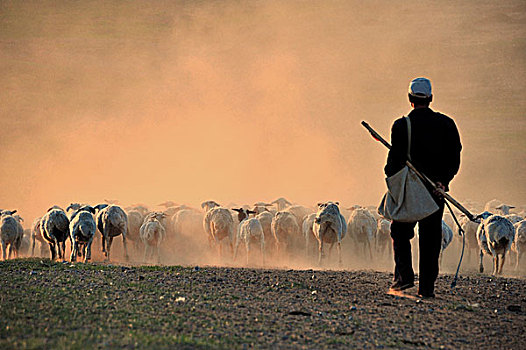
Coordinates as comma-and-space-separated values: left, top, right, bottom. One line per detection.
1, 0, 525, 223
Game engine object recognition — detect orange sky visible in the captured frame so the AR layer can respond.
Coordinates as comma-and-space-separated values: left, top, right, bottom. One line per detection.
1, 0, 525, 222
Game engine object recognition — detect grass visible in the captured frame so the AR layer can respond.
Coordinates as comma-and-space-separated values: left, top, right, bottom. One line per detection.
0, 259, 230, 349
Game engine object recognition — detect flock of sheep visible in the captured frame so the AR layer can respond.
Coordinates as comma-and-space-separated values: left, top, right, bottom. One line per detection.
1, 197, 525, 276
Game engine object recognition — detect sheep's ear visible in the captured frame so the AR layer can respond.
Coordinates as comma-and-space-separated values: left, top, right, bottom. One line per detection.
10, 210, 17, 215
200, 202, 206, 209
66, 204, 73, 211
262, 203, 273, 207
47, 207, 54, 212
509, 206, 516, 209
335, 202, 340, 206
232, 208, 241, 212
248, 210, 257, 214
317, 203, 324, 208
495, 205, 502, 209
19, 217, 24, 222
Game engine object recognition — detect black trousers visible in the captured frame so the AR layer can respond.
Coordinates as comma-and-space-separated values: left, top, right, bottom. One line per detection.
390, 201, 444, 294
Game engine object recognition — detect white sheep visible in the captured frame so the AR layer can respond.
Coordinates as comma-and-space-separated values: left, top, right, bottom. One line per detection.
125, 209, 144, 252
12, 215, 25, 256
495, 204, 515, 216
505, 214, 523, 224
284, 205, 313, 228
1, 210, 23, 260
303, 213, 317, 258
31, 217, 47, 257
232, 208, 265, 265
201, 200, 221, 213
347, 207, 377, 259
140, 212, 167, 264
40, 207, 70, 261
173, 208, 204, 237
69, 206, 96, 262
94, 204, 129, 262
202, 202, 235, 259
512, 220, 526, 270
19, 229, 31, 257
271, 211, 300, 256
440, 221, 453, 267
459, 215, 480, 266
125, 204, 150, 217
376, 218, 391, 257
477, 212, 515, 275
66, 203, 86, 221
256, 211, 274, 255
271, 197, 292, 211
313, 202, 347, 265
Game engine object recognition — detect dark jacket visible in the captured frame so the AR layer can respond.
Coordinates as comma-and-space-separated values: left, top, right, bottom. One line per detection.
384, 107, 462, 191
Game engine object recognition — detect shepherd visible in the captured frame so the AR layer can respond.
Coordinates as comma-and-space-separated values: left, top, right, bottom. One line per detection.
385, 77, 462, 298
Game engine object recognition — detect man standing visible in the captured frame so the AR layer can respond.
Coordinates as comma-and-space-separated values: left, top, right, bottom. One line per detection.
385, 77, 462, 298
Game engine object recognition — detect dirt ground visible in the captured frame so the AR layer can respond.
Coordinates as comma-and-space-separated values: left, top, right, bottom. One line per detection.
0, 259, 525, 349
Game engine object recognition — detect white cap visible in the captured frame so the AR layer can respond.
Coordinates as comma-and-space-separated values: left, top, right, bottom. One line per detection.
408, 77, 432, 98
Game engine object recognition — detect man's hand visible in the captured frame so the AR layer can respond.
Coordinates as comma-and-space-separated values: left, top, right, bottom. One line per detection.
433, 182, 446, 199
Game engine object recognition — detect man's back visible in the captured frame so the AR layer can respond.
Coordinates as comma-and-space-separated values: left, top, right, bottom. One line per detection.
385, 107, 462, 190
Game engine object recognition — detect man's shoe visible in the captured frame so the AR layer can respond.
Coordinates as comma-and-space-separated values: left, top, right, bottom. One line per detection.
389, 281, 415, 292
417, 291, 435, 298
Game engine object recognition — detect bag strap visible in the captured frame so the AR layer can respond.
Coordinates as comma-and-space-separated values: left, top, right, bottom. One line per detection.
404, 116, 412, 161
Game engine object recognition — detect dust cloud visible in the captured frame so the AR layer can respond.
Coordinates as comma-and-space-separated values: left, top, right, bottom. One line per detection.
1, 1, 525, 233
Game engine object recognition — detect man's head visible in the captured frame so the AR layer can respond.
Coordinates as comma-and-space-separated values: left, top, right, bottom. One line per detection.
408, 77, 432, 107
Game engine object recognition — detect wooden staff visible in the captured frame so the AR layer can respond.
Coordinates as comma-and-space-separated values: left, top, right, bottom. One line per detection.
361, 121, 477, 222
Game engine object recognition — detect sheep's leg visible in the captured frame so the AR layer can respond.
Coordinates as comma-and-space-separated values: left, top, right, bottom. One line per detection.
143, 245, 148, 263
261, 241, 265, 266
101, 234, 107, 254
493, 255, 499, 276
318, 239, 324, 266
31, 236, 36, 256
516, 251, 522, 271
85, 238, 93, 263
55, 240, 61, 260
367, 240, 373, 260
122, 234, 129, 261
70, 240, 77, 262
305, 232, 310, 258
233, 237, 240, 261
439, 250, 443, 268
62, 240, 67, 261
1, 241, 7, 261
8, 243, 13, 260
106, 236, 113, 261
337, 241, 342, 266
499, 254, 506, 275
156, 245, 161, 264
479, 250, 484, 273
48, 242, 56, 261
245, 241, 250, 266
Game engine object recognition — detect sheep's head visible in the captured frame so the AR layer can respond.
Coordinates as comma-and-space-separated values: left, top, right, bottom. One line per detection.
201, 201, 220, 212
47, 205, 63, 212
475, 211, 493, 223
252, 206, 269, 215
0, 209, 17, 217
66, 203, 82, 213
94, 204, 109, 212
78, 206, 96, 215
495, 204, 514, 215
232, 208, 256, 222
